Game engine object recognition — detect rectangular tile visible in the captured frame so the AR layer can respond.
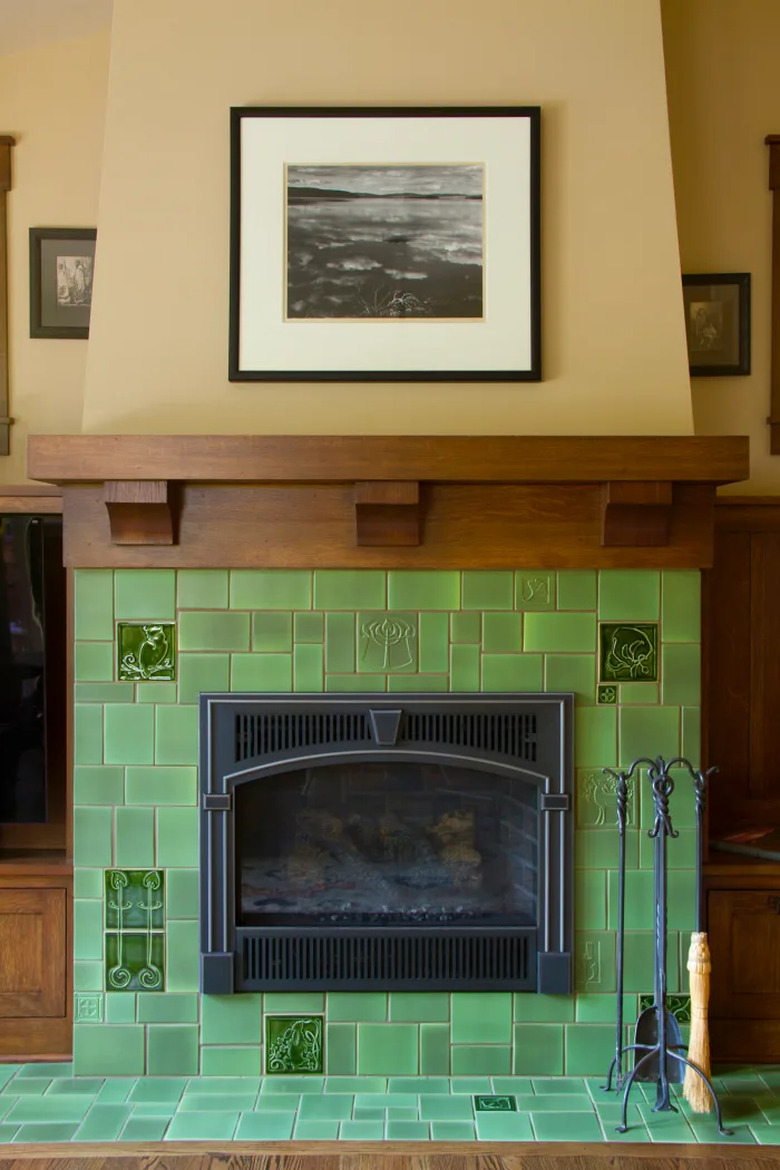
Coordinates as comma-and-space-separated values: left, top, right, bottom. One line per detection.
177, 570, 229, 610
357, 1025, 419, 1076
451, 992, 512, 1044
232, 652, 293, 691
178, 611, 250, 651
314, 570, 386, 610
115, 570, 176, 621
230, 570, 311, 610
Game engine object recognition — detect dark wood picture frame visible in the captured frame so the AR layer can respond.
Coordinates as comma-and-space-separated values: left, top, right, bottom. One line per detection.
229, 106, 541, 383
682, 272, 751, 376
29, 227, 96, 339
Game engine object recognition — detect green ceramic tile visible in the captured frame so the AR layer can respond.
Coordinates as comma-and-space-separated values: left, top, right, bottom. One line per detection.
201, 994, 262, 1045
600, 622, 658, 683
75, 570, 115, 640
324, 1076, 385, 1094
177, 570, 229, 610
115, 570, 176, 621
564, 1023, 615, 1074
451, 611, 481, 643
462, 571, 513, 610
325, 1023, 356, 1074
74, 766, 124, 806
619, 682, 660, 704
662, 643, 701, 706
126, 766, 197, 806
420, 1094, 474, 1120
120, 1116, 170, 1141
620, 706, 680, 768
295, 611, 324, 643
622, 931, 679, 993
297, 1094, 353, 1120
260, 1074, 323, 1094
74, 960, 104, 991
357, 1024, 418, 1075
557, 570, 597, 611
147, 1024, 199, 1075
314, 570, 386, 610
545, 654, 596, 703
450, 643, 480, 691
473, 1093, 516, 1111
662, 571, 701, 642
105, 993, 135, 1022
682, 706, 701, 761
418, 611, 449, 672
177, 652, 229, 703
328, 992, 387, 1021
576, 993, 636, 1022
231, 651, 292, 691
75, 682, 136, 703
475, 1111, 535, 1140
599, 570, 660, 621
127, 1076, 187, 1102
252, 611, 293, 652
73, 807, 112, 867
420, 1023, 450, 1074
155, 704, 198, 764
136, 681, 178, 703
525, 612, 596, 652
513, 994, 574, 1023
75, 641, 114, 682
264, 993, 324, 1013
74, 899, 104, 960
482, 653, 543, 692
45, 1075, 104, 1094
230, 569, 311, 610
532, 1111, 603, 1141
324, 612, 355, 672
452, 1047, 511, 1075
74, 869, 104, 901
294, 643, 324, 691
115, 806, 155, 867
431, 1120, 477, 1140
181, 1089, 259, 1111
597, 684, 617, 705
117, 623, 176, 682
385, 1120, 430, 1139
165, 1111, 239, 1140
389, 993, 449, 1022
73, 1025, 145, 1076
74, 704, 104, 765
11, 1122, 81, 1141
575, 829, 623, 870
137, 994, 198, 1023
574, 707, 617, 767
293, 1119, 340, 1138
165, 920, 199, 991
576, 767, 637, 830
640, 826, 696, 869
388, 1077, 448, 1093
607, 869, 655, 929
338, 1119, 382, 1139
105, 930, 164, 993
326, 673, 386, 692
482, 612, 522, 653
201, 1047, 262, 1076
388, 674, 448, 692
516, 571, 555, 610
575, 869, 607, 930
104, 704, 154, 765
166, 868, 199, 919
452, 993, 512, 1044
358, 612, 417, 673
575, 932, 617, 993
235, 1112, 294, 1139
178, 610, 249, 651
388, 570, 460, 611
74, 1103, 133, 1141
156, 806, 198, 867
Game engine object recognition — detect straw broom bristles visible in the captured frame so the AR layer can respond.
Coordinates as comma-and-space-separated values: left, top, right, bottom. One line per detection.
683, 930, 713, 1112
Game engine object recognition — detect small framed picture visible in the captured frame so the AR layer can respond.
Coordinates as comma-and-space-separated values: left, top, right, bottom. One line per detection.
682, 272, 750, 376
29, 227, 97, 339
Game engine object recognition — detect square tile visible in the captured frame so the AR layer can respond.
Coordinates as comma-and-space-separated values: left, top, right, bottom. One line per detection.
517, 571, 555, 610
452, 993, 512, 1044
357, 1024, 418, 1076
201, 994, 262, 1044
358, 612, 417, 673
556, 570, 596, 611
600, 622, 658, 683
599, 570, 660, 621
482, 612, 523, 653
104, 703, 154, 765
117, 623, 176, 682
177, 652, 228, 702
266, 1016, 324, 1074
253, 611, 293, 652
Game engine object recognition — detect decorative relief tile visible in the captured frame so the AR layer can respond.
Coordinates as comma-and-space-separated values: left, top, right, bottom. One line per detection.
474, 1094, 517, 1112
599, 622, 658, 683
74, 993, 103, 1022
357, 612, 417, 673
576, 768, 636, 829
639, 992, 691, 1024
104, 870, 165, 992
576, 939, 602, 990
596, 684, 617, 705
117, 623, 176, 681
516, 572, 554, 610
265, 1015, 324, 1075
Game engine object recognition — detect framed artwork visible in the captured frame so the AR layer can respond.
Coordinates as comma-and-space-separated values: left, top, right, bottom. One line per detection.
682, 272, 750, 376
229, 106, 541, 382
29, 228, 96, 339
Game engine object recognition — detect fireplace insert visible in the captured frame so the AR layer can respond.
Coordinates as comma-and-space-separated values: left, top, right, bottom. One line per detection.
199, 693, 573, 994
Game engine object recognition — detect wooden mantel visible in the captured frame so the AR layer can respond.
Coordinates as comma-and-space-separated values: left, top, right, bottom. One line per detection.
27, 434, 749, 570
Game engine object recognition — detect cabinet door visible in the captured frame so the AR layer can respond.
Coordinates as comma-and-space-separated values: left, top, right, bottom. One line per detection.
0, 887, 66, 1017
709, 888, 780, 1060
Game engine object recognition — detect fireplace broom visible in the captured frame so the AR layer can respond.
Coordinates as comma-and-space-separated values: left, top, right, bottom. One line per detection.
682, 767, 715, 1113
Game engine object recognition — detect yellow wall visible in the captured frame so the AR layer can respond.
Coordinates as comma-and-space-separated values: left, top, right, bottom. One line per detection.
662, 0, 779, 493
0, 31, 110, 485
80, 0, 694, 437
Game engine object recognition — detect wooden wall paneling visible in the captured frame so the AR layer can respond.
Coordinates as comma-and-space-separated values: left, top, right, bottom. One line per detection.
749, 532, 780, 801
767, 135, 780, 453
0, 136, 13, 456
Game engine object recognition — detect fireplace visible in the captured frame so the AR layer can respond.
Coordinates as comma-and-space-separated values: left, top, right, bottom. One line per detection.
200, 693, 573, 995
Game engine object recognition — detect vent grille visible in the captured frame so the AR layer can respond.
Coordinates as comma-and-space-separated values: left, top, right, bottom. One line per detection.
235, 712, 370, 763
237, 929, 533, 990
402, 712, 537, 762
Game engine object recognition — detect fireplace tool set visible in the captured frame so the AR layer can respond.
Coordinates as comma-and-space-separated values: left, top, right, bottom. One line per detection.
600, 755, 731, 1135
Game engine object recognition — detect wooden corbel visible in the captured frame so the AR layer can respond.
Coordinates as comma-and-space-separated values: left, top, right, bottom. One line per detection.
104, 480, 175, 545
601, 481, 673, 547
353, 481, 421, 546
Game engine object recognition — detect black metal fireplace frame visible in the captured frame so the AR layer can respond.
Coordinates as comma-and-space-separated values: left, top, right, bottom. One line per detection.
199, 693, 573, 995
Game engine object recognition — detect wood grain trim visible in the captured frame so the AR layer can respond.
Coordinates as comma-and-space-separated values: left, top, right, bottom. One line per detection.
354, 481, 421, 546
0, 135, 13, 458
600, 480, 672, 546
768, 135, 780, 454
27, 434, 750, 485
104, 480, 174, 545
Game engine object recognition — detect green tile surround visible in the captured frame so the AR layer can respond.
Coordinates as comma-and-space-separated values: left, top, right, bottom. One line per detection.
70, 568, 701, 1080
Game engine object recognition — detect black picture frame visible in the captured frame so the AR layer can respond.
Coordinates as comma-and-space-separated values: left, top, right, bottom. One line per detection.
29, 227, 97, 339
682, 272, 750, 376
229, 106, 541, 383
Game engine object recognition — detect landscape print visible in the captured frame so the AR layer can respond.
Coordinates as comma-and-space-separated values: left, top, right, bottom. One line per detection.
285, 164, 484, 320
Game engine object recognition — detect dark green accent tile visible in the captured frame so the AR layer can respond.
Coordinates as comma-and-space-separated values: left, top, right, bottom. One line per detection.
155, 704, 198, 764
138, 993, 198, 1023
74, 961, 104, 991
662, 643, 701, 706
357, 1024, 418, 1075
385, 1120, 431, 1139
146, 1024, 199, 1075
265, 1016, 323, 1074
73, 1025, 146, 1076
177, 652, 228, 703
451, 1046, 511, 1075
597, 684, 617, 705
294, 643, 324, 691
104, 703, 154, 765
525, 612, 596, 653
326, 673, 387, 692
253, 611, 293, 652
513, 994, 574, 1022
165, 1111, 239, 1140
420, 1023, 450, 1074
450, 644, 480, 691
619, 682, 660, 704
156, 806, 198, 867
340, 1119, 385, 1139
128, 1076, 187, 1102
482, 612, 523, 653
358, 612, 417, 673
431, 1121, 476, 1140
115, 570, 176, 621
74, 1103, 133, 1141
388, 571, 460, 611
178, 610, 249, 651
75, 570, 114, 640
451, 611, 481, 642
600, 622, 658, 683
75, 641, 114, 682
201, 1047, 262, 1076
74, 766, 124, 806
293, 1119, 340, 1139
164, 921, 199, 990
564, 1022, 615, 1074
265, 992, 324, 1013
324, 612, 355, 672
461, 571, 513, 610
531, 1111, 603, 1141
200, 994, 262, 1044
421, 1094, 474, 1120
517, 571, 555, 610
230, 569, 311, 610
452, 992, 512, 1044
178, 569, 229, 610
546, 654, 596, 703
74, 704, 104, 765
76, 681, 136, 703
328, 992, 387, 1021
73, 807, 112, 868
136, 681, 178, 703
662, 570, 701, 642
115, 806, 155, 868
295, 611, 324, 643
473, 1094, 516, 1112
638, 992, 690, 1023
117, 623, 176, 682
620, 705, 680, 768
74, 899, 104, 960
166, 868, 199, 919
575, 931, 617, 993
557, 570, 597, 611
389, 992, 449, 1022
475, 1111, 535, 1140
120, 1116, 170, 1141
126, 766, 197, 806
418, 612, 449, 672
232, 651, 292, 691
388, 674, 448, 693
574, 707, 617, 768
599, 570, 660, 621
105, 932, 164, 993
298, 1093, 353, 1120
11, 1123, 80, 1141
482, 653, 543, 692
575, 869, 607, 930
314, 570, 386, 610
